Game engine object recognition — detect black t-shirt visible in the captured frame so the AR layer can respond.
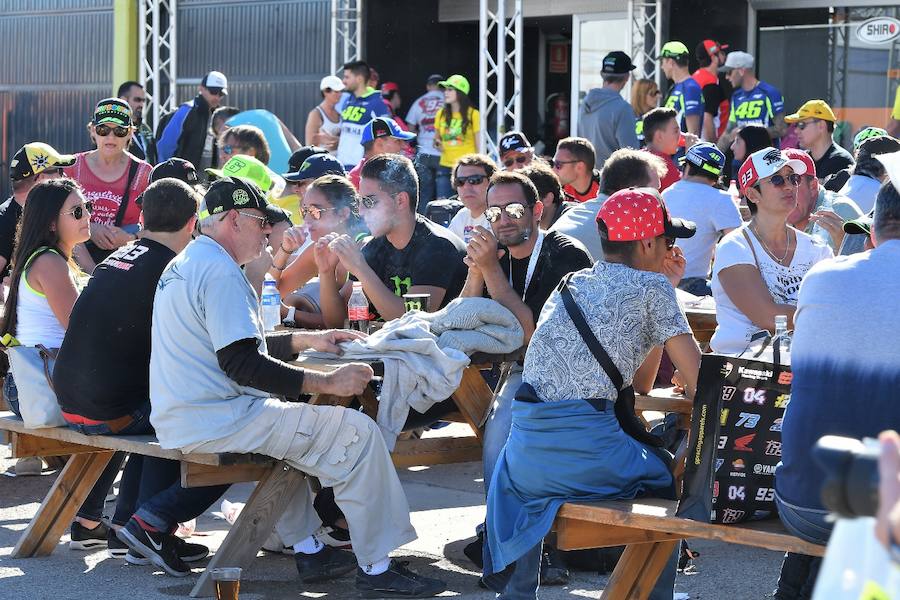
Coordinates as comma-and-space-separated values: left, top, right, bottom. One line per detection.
361, 215, 467, 316
499, 230, 594, 321
53, 239, 176, 420
814, 142, 855, 182
0, 197, 23, 276
701, 83, 725, 118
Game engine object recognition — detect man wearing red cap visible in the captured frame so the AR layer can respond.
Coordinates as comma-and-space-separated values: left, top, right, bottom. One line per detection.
483, 187, 701, 600
692, 40, 731, 142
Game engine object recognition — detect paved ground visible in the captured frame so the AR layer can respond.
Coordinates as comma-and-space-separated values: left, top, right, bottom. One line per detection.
0, 427, 784, 599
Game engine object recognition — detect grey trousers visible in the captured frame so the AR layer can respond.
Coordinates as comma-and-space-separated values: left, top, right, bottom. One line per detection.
183, 401, 418, 566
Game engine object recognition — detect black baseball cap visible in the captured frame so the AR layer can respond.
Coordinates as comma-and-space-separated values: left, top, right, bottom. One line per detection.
426, 73, 443, 85
601, 51, 636, 75
283, 153, 346, 183
498, 131, 532, 156
9, 142, 76, 181
93, 98, 132, 127
150, 158, 199, 185
285, 146, 328, 175
198, 176, 282, 223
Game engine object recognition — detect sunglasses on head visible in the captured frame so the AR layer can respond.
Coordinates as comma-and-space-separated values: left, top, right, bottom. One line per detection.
502, 155, 529, 168
484, 203, 527, 223
763, 173, 802, 188
454, 174, 486, 187
95, 124, 129, 138
63, 202, 92, 220
300, 205, 337, 220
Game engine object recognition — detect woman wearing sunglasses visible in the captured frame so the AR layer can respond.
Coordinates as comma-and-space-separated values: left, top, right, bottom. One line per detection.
64, 98, 152, 272
631, 78, 662, 142
710, 148, 833, 355
269, 174, 366, 328
0, 179, 126, 547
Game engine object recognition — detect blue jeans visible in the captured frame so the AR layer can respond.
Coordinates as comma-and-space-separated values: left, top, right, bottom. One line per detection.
483, 366, 523, 493
774, 493, 830, 600
436, 166, 454, 201
414, 152, 441, 212
677, 277, 712, 297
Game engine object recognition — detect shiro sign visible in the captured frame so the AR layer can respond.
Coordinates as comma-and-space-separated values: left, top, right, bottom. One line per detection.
857, 17, 900, 45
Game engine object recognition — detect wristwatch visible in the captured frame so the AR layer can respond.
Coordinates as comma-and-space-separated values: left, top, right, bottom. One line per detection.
284, 306, 297, 328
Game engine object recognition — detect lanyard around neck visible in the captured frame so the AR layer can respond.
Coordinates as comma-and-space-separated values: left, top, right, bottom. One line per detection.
509, 230, 545, 301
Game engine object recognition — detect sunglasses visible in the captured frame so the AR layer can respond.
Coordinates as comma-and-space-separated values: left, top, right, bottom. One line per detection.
95, 124, 130, 138
795, 120, 819, 131
360, 193, 393, 209
63, 202, 92, 220
552, 159, 579, 169
237, 211, 269, 229
454, 174, 486, 187
301, 205, 337, 220
206, 88, 226, 96
502, 155, 529, 168
764, 173, 802, 188
484, 203, 527, 223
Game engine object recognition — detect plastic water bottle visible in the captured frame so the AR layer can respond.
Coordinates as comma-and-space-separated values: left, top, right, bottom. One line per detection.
261, 276, 281, 331
727, 179, 740, 206
774, 314, 791, 363
348, 282, 369, 333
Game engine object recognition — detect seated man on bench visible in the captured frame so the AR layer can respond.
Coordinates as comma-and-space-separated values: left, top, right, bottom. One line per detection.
147, 177, 446, 597
483, 188, 702, 600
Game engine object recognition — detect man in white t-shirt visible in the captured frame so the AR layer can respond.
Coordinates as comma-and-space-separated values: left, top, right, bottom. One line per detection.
663, 142, 741, 295
447, 154, 497, 244
405, 74, 445, 206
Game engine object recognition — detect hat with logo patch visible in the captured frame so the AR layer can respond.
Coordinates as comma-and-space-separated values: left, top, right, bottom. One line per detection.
201, 70, 228, 95
601, 51, 636, 75
698, 39, 729, 60
285, 146, 328, 176
198, 176, 282, 223
784, 99, 837, 124
93, 98, 133, 127
150, 158, 199, 185
719, 51, 754, 72
438, 74, 471, 96
359, 117, 416, 146
381, 82, 399, 95
737, 147, 808, 193
9, 142, 76, 181
660, 41, 690, 59
498, 131, 533, 157
680, 142, 726, 176
206, 155, 288, 219
283, 153, 346, 183
596, 187, 696, 241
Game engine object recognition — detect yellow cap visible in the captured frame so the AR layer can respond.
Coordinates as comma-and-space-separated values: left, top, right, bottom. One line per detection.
784, 99, 837, 124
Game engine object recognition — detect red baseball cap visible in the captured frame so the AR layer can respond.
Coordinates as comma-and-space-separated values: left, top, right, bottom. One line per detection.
596, 187, 696, 242
737, 147, 808, 193
702, 40, 729, 57
381, 82, 399, 94
782, 148, 816, 179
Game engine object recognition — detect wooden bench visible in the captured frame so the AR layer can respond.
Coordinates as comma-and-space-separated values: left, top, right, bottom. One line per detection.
555, 498, 824, 600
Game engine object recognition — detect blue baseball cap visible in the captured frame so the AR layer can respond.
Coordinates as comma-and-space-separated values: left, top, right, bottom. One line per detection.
283, 153, 346, 183
680, 142, 726, 176
359, 117, 416, 146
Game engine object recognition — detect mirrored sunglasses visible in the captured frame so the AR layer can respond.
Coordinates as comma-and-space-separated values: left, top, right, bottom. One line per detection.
95, 124, 130, 138
484, 203, 527, 223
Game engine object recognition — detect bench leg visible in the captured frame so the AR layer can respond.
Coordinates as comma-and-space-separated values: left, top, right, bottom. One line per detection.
601, 539, 679, 600
450, 366, 494, 441
12, 450, 115, 558
190, 463, 306, 598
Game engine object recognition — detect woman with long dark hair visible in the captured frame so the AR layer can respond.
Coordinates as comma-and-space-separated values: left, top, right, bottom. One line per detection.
433, 75, 481, 200
0, 178, 128, 551
731, 124, 772, 165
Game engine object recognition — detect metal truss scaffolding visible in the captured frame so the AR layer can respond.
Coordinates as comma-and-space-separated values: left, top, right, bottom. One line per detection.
138, 0, 177, 134
332, 0, 363, 75
479, 0, 523, 160
628, 0, 662, 84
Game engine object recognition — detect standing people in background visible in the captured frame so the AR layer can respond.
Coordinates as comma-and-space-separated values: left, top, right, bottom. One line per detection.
578, 51, 641, 168
662, 142, 741, 296
336, 61, 390, 170
709, 148, 832, 356
306, 75, 345, 154
347, 117, 415, 189
730, 124, 773, 166
0, 143, 76, 277
225, 109, 301, 176
406, 74, 445, 207
434, 75, 481, 200
380, 83, 408, 129
630, 78, 662, 143
642, 107, 686, 191
553, 137, 601, 202
717, 52, 786, 150
447, 154, 497, 244
659, 41, 703, 137
692, 40, 731, 143
497, 131, 535, 171
156, 70, 228, 169
65, 99, 152, 272
117, 81, 157, 164
786, 99, 855, 182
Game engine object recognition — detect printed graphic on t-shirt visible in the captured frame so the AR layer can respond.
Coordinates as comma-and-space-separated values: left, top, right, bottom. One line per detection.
440, 116, 468, 146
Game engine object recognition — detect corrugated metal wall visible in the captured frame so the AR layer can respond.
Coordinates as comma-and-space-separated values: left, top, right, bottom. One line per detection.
0, 0, 114, 198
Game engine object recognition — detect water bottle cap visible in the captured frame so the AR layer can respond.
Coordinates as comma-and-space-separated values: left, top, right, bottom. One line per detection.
352, 281, 363, 289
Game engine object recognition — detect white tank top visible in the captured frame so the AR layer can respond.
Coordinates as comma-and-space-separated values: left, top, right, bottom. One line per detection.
316, 105, 342, 137
15, 248, 68, 348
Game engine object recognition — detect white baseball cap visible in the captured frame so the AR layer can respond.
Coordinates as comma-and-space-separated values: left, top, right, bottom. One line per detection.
719, 51, 754, 72
201, 70, 228, 93
320, 75, 345, 92
737, 147, 807, 193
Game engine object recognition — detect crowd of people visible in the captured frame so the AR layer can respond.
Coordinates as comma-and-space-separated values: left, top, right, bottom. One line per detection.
1, 35, 900, 600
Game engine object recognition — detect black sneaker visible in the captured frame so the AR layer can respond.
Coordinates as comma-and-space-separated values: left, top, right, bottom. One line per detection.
356, 560, 447, 598
294, 545, 357, 583
462, 529, 484, 569
124, 537, 209, 565
539, 546, 569, 586
69, 521, 109, 551
116, 518, 191, 577
107, 527, 129, 558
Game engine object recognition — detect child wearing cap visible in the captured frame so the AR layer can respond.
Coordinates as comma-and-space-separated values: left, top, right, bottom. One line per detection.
434, 75, 481, 200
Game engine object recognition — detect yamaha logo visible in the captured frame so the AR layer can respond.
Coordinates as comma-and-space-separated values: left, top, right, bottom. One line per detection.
857, 17, 900, 45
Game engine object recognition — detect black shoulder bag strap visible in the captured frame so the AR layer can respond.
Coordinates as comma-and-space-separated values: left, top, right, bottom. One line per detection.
557, 273, 664, 448
113, 159, 140, 227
